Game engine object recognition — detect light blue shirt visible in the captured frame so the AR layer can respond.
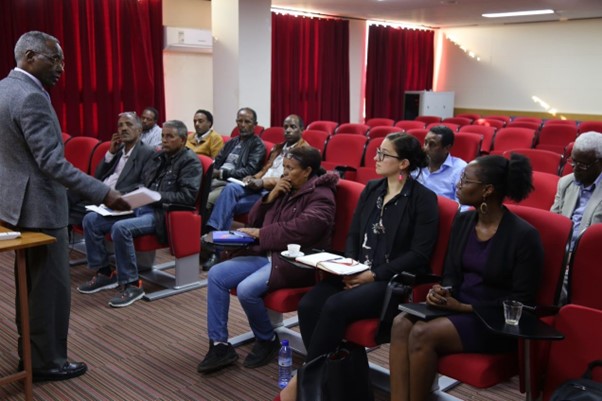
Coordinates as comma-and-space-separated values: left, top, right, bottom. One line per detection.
570, 171, 602, 249
414, 153, 467, 202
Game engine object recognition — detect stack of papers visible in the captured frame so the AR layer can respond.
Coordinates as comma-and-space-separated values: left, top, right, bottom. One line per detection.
85, 187, 161, 216
295, 252, 369, 275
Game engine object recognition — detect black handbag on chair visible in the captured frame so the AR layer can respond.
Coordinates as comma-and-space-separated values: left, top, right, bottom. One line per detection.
297, 344, 374, 401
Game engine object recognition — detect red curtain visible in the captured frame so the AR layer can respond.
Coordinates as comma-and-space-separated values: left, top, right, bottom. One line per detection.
365, 25, 434, 121
0, 0, 164, 140
271, 13, 350, 126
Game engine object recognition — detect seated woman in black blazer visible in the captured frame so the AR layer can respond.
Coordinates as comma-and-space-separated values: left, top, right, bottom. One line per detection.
388, 154, 544, 401
279, 132, 439, 401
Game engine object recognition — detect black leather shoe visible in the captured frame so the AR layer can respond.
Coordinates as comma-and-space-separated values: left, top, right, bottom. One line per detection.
32, 361, 87, 382
202, 253, 220, 271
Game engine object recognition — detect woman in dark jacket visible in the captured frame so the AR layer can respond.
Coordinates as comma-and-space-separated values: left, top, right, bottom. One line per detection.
197, 147, 338, 374
279, 133, 439, 401
388, 154, 544, 401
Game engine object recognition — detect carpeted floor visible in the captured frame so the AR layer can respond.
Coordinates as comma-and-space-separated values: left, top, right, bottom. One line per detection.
0, 248, 525, 400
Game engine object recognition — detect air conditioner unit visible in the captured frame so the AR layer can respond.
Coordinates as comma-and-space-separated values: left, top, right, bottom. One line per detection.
164, 26, 212, 54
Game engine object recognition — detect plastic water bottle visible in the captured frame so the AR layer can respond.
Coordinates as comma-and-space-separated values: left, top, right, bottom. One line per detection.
278, 339, 292, 389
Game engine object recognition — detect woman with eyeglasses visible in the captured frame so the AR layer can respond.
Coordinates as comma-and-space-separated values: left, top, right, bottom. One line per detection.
278, 132, 438, 401
197, 146, 338, 374
388, 154, 544, 401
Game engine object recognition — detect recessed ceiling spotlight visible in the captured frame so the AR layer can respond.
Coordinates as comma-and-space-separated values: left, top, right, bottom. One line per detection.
482, 9, 554, 18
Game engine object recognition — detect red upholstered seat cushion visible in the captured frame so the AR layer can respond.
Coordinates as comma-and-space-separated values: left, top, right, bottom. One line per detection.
345, 319, 379, 348
263, 287, 313, 313
438, 353, 518, 389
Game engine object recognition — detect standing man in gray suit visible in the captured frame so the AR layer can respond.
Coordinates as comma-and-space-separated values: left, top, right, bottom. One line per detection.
0, 31, 129, 381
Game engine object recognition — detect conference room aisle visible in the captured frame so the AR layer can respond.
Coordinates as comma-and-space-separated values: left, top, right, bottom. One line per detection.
0, 248, 523, 400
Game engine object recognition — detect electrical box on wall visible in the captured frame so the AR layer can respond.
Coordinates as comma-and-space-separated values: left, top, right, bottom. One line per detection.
403, 91, 455, 120
164, 27, 212, 53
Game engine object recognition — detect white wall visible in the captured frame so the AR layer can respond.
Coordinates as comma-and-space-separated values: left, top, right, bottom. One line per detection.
163, 0, 213, 131
349, 20, 367, 123
437, 19, 602, 116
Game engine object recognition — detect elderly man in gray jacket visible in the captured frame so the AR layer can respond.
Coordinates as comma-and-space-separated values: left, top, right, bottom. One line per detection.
0, 31, 128, 382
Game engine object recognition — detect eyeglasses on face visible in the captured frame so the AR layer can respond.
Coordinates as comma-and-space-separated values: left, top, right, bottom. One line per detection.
376, 148, 401, 162
36, 52, 65, 67
459, 173, 484, 186
569, 159, 597, 171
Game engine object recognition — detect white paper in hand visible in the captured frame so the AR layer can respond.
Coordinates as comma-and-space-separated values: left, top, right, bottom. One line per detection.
122, 187, 161, 209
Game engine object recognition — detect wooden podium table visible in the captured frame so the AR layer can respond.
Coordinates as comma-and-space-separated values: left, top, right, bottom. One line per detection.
0, 227, 56, 401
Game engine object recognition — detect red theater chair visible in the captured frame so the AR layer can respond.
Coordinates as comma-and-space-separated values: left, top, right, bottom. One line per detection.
230, 125, 264, 137
302, 129, 330, 155
261, 126, 285, 143
88, 141, 112, 176
415, 115, 442, 125
577, 120, 602, 134
426, 122, 460, 132
394, 120, 425, 131
406, 128, 429, 146
437, 205, 572, 390
335, 123, 370, 136
321, 134, 368, 180
443, 117, 472, 126
502, 148, 563, 175
504, 171, 559, 210
365, 118, 394, 128
460, 124, 496, 154
535, 124, 578, 155
367, 126, 399, 139
64, 136, 100, 173
567, 223, 602, 309
342, 196, 459, 392
354, 137, 384, 185
490, 127, 536, 155
307, 120, 338, 135
455, 113, 480, 122
450, 132, 482, 162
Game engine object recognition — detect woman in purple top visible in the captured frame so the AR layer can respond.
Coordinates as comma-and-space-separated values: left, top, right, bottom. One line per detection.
389, 154, 544, 401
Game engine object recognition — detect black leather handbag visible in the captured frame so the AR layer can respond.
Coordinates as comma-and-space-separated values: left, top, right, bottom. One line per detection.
550, 360, 602, 401
297, 344, 374, 401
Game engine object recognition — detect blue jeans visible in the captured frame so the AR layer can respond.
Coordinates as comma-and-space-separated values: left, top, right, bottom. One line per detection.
83, 206, 156, 284
207, 256, 272, 342
206, 183, 265, 230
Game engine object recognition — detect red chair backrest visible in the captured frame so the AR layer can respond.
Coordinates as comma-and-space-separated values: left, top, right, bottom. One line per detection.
394, 120, 426, 131
62, 132, 71, 143
261, 140, 275, 164
426, 122, 460, 132
473, 118, 505, 130
455, 113, 480, 122
415, 115, 442, 125
362, 137, 385, 168
443, 117, 472, 126
354, 168, 381, 185
64, 136, 100, 173
302, 130, 330, 155
568, 224, 602, 309
484, 115, 511, 124
413, 196, 458, 301
491, 127, 536, 154
507, 121, 541, 131
577, 121, 602, 134
230, 125, 264, 137
365, 118, 394, 128
505, 205, 572, 305
331, 179, 365, 253
197, 154, 215, 231
460, 124, 496, 154
535, 125, 577, 154
544, 119, 577, 127
322, 134, 367, 166
335, 123, 370, 136
89, 141, 112, 175
504, 171, 559, 210
451, 132, 482, 162
541, 305, 602, 401
261, 127, 285, 143
307, 120, 338, 135
513, 117, 542, 125
367, 126, 399, 139
406, 128, 429, 146
502, 148, 563, 175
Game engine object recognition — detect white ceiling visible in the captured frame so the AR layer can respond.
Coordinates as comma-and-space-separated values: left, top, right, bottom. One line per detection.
271, 0, 602, 28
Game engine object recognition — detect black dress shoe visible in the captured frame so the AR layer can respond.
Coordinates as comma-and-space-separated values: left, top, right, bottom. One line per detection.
32, 361, 87, 382
202, 253, 220, 271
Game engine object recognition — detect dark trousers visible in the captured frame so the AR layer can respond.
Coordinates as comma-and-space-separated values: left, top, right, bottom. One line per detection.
15, 227, 70, 369
298, 276, 388, 360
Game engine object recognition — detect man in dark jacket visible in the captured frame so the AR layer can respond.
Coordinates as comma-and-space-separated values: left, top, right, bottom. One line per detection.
207, 107, 266, 209
77, 120, 202, 308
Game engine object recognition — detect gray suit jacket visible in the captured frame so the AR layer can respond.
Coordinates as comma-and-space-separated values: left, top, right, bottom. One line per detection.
551, 173, 602, 235
95, 142, 155, 194
0, 70, 109, 229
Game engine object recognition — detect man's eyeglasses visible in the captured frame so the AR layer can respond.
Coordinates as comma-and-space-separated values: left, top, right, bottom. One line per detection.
376, 148, 401, 162
459, 173, 484, 186
36, 52, 65, 67
569, 159, 597, 171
